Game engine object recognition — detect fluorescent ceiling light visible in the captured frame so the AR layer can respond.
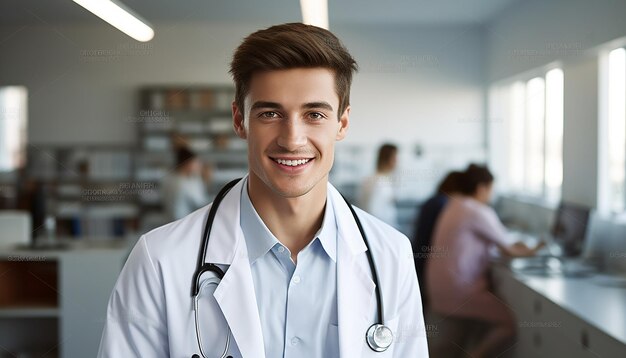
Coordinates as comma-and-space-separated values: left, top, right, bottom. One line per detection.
300, 0, 328, 29
73, 0, 154, 42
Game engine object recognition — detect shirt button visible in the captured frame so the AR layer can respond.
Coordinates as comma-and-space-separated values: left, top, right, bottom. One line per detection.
277, 246, 285, 253
290, 337, 300, 346
292, 275, 301, 284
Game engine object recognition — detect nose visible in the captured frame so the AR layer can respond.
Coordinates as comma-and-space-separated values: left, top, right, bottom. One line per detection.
276, 117, 307, 151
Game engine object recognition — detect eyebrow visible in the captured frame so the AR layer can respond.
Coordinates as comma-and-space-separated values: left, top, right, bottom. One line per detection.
250, 101, 334, 112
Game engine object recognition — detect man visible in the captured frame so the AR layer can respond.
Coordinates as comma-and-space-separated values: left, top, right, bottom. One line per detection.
98, 23, 428, 358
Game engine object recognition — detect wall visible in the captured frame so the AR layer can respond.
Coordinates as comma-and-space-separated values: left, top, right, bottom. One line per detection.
486, 0, 626, 82
0, 21, 488, 199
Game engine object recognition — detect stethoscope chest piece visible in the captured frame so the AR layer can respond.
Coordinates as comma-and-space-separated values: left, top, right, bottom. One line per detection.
366, 323, 393, 352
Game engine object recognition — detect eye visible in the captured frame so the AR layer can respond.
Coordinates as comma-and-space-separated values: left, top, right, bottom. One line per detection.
308, 112, 326, 121
259, 111, 280, 119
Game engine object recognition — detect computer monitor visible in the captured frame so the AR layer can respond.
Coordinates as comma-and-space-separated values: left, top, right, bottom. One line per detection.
551, 202, 591, 257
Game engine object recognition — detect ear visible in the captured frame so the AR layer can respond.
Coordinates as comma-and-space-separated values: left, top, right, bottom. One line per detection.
336, 105, 350, 141
232, 100, 247, 139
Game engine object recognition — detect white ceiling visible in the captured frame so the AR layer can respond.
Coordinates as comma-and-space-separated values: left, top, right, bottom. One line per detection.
0, 0, 520, 27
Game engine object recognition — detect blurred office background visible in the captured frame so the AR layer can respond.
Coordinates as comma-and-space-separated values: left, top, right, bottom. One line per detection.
0, 0, 625, 357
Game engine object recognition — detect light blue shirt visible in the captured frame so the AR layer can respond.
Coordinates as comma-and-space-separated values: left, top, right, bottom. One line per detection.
239, 179, 339, 358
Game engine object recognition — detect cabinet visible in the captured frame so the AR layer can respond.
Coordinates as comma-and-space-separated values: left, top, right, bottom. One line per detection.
492, 265, 626, 357
0, 244, 130, 357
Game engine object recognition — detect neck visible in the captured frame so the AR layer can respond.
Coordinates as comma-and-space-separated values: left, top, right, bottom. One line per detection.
247, 173, 327, 260
471, 194, 486, 204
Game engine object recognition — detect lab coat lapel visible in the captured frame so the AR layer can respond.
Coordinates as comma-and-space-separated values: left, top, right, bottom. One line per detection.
205, 177, 266, 358
330, 185, 376, 358
213, 244, 265, 358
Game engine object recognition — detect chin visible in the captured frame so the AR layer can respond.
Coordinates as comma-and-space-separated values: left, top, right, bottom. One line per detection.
267, 176, 315, 198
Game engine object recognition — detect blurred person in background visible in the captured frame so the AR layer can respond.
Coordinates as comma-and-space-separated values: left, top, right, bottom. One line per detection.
357, 143, 399, 228
15, 165, 47, 239
162, 147, 211, 221
426, 164, 544, 358
411, 170, 463, 307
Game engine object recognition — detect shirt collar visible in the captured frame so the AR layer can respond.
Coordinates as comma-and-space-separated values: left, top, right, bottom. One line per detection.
239, 177, 337, 264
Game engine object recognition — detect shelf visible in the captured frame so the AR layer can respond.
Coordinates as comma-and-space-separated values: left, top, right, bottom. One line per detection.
0, 305, 59, 318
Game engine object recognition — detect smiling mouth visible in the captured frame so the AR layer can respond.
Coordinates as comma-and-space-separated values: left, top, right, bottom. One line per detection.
270, 157, 314, 167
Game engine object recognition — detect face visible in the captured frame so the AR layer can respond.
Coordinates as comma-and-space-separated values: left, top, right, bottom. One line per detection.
389, 151, 398, 171
182, 157, 201, 175
476, 182, 494, 204
232, 67, 350, 198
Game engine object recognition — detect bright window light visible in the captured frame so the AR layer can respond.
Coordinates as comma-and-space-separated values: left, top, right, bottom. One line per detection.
509, 82, 526, 191
525, 77, 546, 196
73, 0, 154, 42
0, 87, 28, 172
300, 0, 329, 29
545, 68, 564, 202
608, 48, 626, 212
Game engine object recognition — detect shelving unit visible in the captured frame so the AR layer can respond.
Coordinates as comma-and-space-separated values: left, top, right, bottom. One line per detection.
136, 85, 248, 230
25, 145, 140, 238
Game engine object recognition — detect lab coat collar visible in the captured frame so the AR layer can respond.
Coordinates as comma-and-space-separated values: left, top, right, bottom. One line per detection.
203, 176, 246, 265
328, 183, 368, 256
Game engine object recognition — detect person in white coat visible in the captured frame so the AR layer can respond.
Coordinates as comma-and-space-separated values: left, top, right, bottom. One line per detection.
358, 143, 399, 228
162, 147, 211, 221
98, 22, 428, 358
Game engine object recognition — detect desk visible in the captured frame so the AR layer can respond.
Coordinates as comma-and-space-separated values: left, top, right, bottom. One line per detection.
0, 240, 132, 358
492, 262, 626, 357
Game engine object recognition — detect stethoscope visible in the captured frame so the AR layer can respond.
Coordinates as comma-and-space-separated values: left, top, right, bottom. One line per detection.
190, 178, 393, 358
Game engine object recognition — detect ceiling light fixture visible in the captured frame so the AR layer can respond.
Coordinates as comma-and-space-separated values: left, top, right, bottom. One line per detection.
73, 0, 154, 42
300, 0, 329, 29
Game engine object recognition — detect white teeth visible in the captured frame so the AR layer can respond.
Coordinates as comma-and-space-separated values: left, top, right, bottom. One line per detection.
274, 158, 311, 166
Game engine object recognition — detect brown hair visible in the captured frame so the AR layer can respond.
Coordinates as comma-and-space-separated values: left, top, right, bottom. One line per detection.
437, 171, 463, 195
376, 143, 398, 171
229, 23, 358, 119
459, 163, 494, 195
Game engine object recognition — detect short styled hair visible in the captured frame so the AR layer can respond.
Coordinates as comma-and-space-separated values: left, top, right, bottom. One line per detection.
229, 23, 358, 119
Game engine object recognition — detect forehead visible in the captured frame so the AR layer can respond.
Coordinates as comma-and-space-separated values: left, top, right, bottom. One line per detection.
246, 68, 338, 107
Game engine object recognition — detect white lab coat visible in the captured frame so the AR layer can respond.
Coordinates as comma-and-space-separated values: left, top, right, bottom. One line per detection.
358, 174, 399, 229
98, 177, 428, 358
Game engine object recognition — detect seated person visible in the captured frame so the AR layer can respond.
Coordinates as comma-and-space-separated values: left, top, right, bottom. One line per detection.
426, 164, 543, 358
411, 170, 463, 307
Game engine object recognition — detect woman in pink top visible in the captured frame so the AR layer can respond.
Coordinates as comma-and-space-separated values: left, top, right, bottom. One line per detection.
426, 165, 543, 357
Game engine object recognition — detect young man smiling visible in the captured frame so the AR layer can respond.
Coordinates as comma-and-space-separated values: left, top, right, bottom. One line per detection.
99, 23, 428, 358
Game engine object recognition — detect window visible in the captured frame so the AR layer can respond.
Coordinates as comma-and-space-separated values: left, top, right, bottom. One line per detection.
525, 76, 546, 196
489, 68, 564, 202
600, 48, 626, 213
0, 86, 28, 172
544, 68, 564, 202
